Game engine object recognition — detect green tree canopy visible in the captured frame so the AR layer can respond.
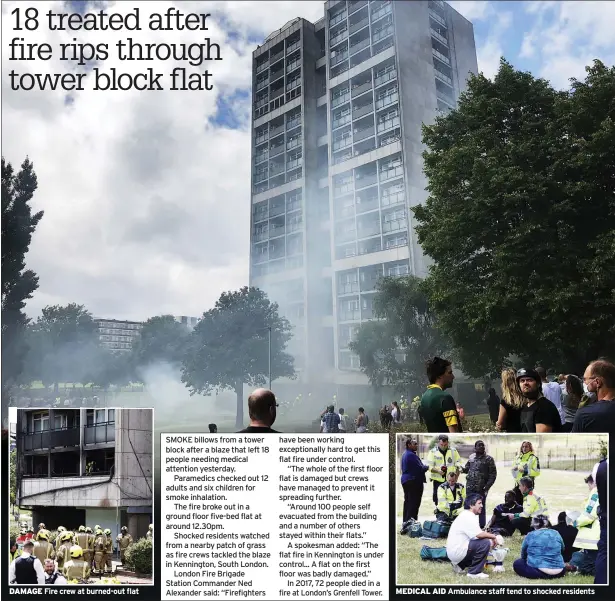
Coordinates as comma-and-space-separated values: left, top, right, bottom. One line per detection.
1, 157, 43, 414
349, 276, 450, 397
131, 314, 190, 372
182, 286, 295, 428
413, 59, 615, 377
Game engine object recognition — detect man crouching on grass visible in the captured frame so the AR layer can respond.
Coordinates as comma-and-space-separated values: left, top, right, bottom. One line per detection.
446, 493, 501, 579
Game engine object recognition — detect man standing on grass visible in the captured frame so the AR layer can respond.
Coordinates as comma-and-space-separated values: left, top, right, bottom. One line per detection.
426, 434, 463, 505
420, 356, 461, 433
446, 493, 500, 579
461, 440, 497, 528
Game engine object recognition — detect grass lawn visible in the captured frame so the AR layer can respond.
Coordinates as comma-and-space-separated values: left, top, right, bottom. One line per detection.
396, 466, 597, 585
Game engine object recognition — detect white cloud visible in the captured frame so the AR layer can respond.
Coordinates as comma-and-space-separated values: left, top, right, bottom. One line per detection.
448, 1, 491, 22
520, 1, 615, 89
2, 0, 321, 321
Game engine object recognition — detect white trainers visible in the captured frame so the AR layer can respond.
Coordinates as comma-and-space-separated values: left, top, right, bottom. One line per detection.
452, 564, 464, 574
467, 572, 489, 579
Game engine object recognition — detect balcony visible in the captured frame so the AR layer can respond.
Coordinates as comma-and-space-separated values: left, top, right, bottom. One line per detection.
437, 90, 455, 105
270, 123, 285, 138
253, 229, 269, 242
270, 144, 284, 157
287, 169, 302, 182
333, 113, 351, 129
254, 170, 268, 183
380, 129, 401, 147
254, 97, 269, 110
382, 218, 407, 233
256, 60, 269, 74
372, 24, 394, 44
20, 427, 81, 452
355, 171, 378, 189
431, 28, 448, 45
269, 224, 286, 238
270, 204, 285, 217
255, 150, 269, 164
331, 51, 349, 67
270, 50, 284, 65
375, 91, 398, 110
332, 91, 351, 108
380, 165, 403, 181
286, 78, 301, 92
332, 136, 352, 152
377, 115, 400, 133
287, 137, 302, 150
353, 102, 374, 119
336, 204, 355, 220
375, 68, 397, 87
287, 40, 301, 54
434, 67, 452, 86
371, 2, 392, 23
350, 36, 370, 55
349, 16, 369, 36
334, 182, 354, 196
330, 29, 348, 47
338, 281, 360, 295
330, 10, 347, 28
339, 310, 361, 321
432, 48, 450, 65
286, 157, 303, 170
354, 125, 375, 142
356, 195, 379, 214
271, 86, 285, 100
286, 116, 301, 130
349, 0, 368, 15
84, 422, 115, 445
381, 189, 405, 207
270, 162, 285, 177
429, 10, 446, 27
287, 59, 301, 73
352, 80, 372, 97
256, 78, 269, 92
336, 228, 357, 244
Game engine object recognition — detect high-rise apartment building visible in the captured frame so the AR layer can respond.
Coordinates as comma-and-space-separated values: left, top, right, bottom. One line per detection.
249, 0, 478, 401
94, 318, 143, 352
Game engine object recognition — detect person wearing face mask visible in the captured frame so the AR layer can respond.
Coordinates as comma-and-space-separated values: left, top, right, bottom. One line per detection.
516, 369, 561, 433
572, 360, 615, 434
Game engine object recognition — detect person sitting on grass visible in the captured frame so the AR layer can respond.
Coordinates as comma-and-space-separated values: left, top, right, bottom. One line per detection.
507, 477, 549, 535
513, 515, 566, 579
551, 512, 578, 563
445, 493, 499, 579
486, 491, 523, 537
436, 470, 465, 522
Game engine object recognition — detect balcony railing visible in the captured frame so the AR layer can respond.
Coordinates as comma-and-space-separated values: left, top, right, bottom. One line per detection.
354, 125, 375, 142
349, 17, 369, 35
287, 137, 302, 150
334, 182, 354, 196
352, 81, 372, 97
255, 97, 268, 109
371, 2, 392, 23
330, 30, 348, 47
287, 201, 301, 213
353, 102, 374, 119
431, 28, 448, 45
339, 310, 361, 321
333, 113, 351, 129
350, 36, 370, 55
84, 421, 116, 445
255, 133, 268, 145
355, 172, 378, 189
377, 115, 400, 133
270, 124, 285, 137
270, 50, 284, 64
269, 224, 286, 237
337, 204, 355, 219
432, 48, 450, 65
332, 137, 352, 152
375, 68, 397, 87
380, 165, 403, 181
381, 190, 405, 207
349, 0, 368, 15
372, 25, 394, 44
330, 10, 347, 28
20, 426, 81, 452
437, 90, 455, 105
256, 60, 269, 74
286, 116, 301, 130
287, 40, 301, 53
331, 51, 349, 66
380, 130, 401, 147
375, 91, 398, 110
254, 171, 268, 183
270, 163, 285, 176
270, 144, 284, 157
256, 78, 269, 91
382, 218, 407, 233
338, 282, 360, 294
434, 68, 452, 85
255, 151, 269, 164
270, 67, 284, 81
287, 59, 301, 73
429, 10, 446, 27
286, 78, 301, 92
287, 158, 303, 170
253, 230, 269, 242
270, 204, 285, 217
270, 86, 284, 100
332, 91, 351, 108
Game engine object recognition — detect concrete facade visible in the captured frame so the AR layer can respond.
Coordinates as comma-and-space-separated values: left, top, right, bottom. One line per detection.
15, 408, 153, 541
94, 318, 143, 352
249, 1, 477, 402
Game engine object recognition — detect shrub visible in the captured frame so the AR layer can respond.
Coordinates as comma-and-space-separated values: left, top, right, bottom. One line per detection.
124, 537, 152, 575
10, 523, 20, 542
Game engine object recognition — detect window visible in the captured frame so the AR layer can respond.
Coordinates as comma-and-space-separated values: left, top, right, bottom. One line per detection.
87, 408, 114, 426
31, 411, 49, 433
53, 414, 68, 430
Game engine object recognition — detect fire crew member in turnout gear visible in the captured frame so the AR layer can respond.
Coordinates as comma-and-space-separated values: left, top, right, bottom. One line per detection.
55, 526, 67, 554
568, 475, 600, 575
32, 529, 55, 564
426, 434, 463, 505
84, 527, 95, 565
93, 528, 106, 574
25, 527, 35, 541
117, 526, 133, 565
44, 558, 67, 584
63, 545, 91, 581
507, 477, 549, 535
16, 529, 28, 549
9, 540, 45, 584
103, 528, 113, 573
511, 441, 541, 504
56, 531, 73, 571
436, 470, 466, 521
75, 526, 90, 565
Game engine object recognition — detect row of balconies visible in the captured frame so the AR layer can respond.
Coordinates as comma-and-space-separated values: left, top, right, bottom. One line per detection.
19, 422, 115, 453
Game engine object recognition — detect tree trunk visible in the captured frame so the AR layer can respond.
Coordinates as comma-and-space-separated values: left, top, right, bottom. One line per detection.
235, 380, 244, 430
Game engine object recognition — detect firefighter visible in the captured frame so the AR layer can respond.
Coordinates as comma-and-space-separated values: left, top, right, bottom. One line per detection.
146, 524, 153, 539
507, 476, 549, 535
32, 529, 55, 564
103, 528, 113, 574
74, 526, 90, 564
436, 470, 466, 521
37, 523, 46, 533
568, 475, 600, 575
55, 531, 73, 571
16, 529, 28, 550
63, 545, 91, 581
55, 526, 67, 554
511, 441, 540, 504
425, 434, 463, 505
92, 528, 106, 575
25, 527, 35, 541
116, 526, 133, 565
84, 527, 95, 565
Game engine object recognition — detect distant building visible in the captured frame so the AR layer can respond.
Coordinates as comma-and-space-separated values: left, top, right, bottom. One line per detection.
15, 408, 153, 540
173, 315, 200, 330
94, 318, 143, 352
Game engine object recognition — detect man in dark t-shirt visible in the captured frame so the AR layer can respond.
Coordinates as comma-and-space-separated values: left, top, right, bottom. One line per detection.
551, 511, 578, 562
420, 356, 461, 432
572, 359, 615, 434
237, 388, 280, 433
487, 491, 523, 536
516, 368, 561, 432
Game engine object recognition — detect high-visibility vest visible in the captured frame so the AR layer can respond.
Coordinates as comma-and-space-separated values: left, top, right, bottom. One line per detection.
437, 483, 465, 518
573, 490, 600, 550
426, 445, 463, 483
518, 491, 548, 519
512, 452, 540, 484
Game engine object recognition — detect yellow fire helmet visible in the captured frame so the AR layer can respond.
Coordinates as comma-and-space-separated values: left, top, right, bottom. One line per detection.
78, 526, 85, 532
104, 528, 111, 536
69, 544, 83, 558
95, 528, 103, 535
61, 531, 73, 542
94, 524, 101, 530
85, 527, 92, 533
57, 526, 66, 533
38, 523, 46, 530
36, 530, 49, 541
149, 524, 153, 530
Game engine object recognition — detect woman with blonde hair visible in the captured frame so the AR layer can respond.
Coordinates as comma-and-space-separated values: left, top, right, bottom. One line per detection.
496, 368, 526, 432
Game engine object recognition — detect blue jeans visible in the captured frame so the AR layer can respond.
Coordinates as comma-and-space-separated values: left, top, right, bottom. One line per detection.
595, 518, 607, 584
513, 559, 565, 579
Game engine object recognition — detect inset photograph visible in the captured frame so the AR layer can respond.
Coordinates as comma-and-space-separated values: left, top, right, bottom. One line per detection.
9, 407, 154, 585
396, 433, 607, 585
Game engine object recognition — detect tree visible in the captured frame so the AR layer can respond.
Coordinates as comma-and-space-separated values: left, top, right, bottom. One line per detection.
10, 448, 17, 506
1, 157, 43, 415
412, 59, 615, 377
182, 287, 295, 429
350, 276, 450, 396
26, 303, 100, 391
131, 315, 190, 372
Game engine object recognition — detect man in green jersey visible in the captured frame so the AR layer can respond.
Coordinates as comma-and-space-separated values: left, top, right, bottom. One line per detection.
420, 356, 462, 433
